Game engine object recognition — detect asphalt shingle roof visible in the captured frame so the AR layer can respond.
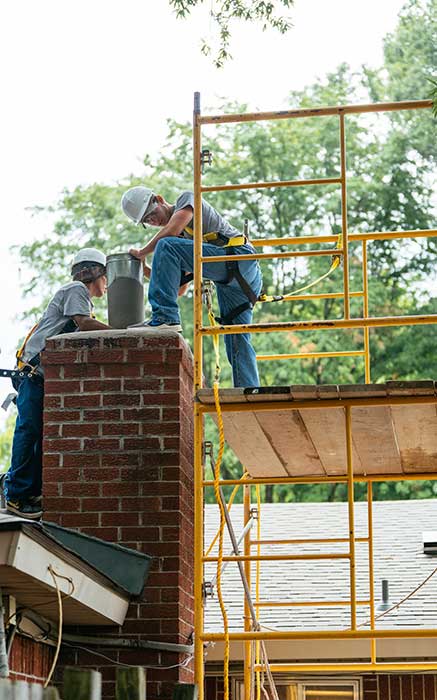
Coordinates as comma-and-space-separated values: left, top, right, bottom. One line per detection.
204, 499, 437, 632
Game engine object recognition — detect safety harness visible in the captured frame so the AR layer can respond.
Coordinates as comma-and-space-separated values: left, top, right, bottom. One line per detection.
182, 225, 343, 325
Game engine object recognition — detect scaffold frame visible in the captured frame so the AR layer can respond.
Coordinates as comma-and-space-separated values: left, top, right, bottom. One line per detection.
191, 94, 436, 699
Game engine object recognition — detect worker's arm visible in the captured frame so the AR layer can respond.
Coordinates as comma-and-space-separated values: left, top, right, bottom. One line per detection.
129, 206, 193, 260
73, 315, 111, 331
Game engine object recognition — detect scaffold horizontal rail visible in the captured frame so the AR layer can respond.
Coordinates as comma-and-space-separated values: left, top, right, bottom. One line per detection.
198, 98, 432, 125
200, 628, 437, 642
202, 176, 341, 193
200, 313, 437, 336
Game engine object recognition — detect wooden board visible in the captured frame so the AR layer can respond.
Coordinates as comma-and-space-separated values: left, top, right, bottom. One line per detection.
298, 407, 363, 475
255, 410, 325, 476
198, 382, 437, 479
221, 412, 288, 477
391, 404, 437, 471
350, 406, 401, 474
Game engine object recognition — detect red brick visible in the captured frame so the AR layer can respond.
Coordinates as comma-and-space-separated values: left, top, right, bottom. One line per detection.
82, 467, 120, 481
401, 676, 413, 700
120, 526, 158, 541
126, 350, 165, 363
81, 497, 119, 512
43, 438, 81, 452
43, 351, 78, 364
80, 527, 118, 541
61, 512, 100, 527
101, 482, 140, 497
122, 408, 160, 421
63, 364, 101, 378
124, 377, 162, 391
144, 392, 180, 405
161, 407, 180, 421
62, 453, 97, 467
83, 438, 120, 451
62, 423, 99, 437
87, 350, 125, 363
44, 379, 80, 393
44, 366, 61, 379
123, 438, 161, 451
101, 512, 140, 527
64, 394, 101, 408
44, 395, 61, 408
81, 379, 122, 392
101, 453, 140, 467
120, 497, 161, 511
64, 482, 100, 497
103, 393, 140, 407
83, 408, 121, 421
44, 467, 80, 481
102, 423, 139, 436
43, 454, 61, 467
44, 497, 81, 511
413, 676, 424, 700
102, 364, 141, 378
44, 410, 81, 422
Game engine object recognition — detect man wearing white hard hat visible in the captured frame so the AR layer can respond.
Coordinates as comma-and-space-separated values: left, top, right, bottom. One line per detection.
2, 248, 111, 519
121, 186, 263, 388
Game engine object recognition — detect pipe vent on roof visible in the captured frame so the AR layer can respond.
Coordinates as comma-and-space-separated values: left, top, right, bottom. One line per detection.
422, 531, 437, 555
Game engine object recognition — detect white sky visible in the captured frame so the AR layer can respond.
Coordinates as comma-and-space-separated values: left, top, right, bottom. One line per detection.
0, 0, 406, 406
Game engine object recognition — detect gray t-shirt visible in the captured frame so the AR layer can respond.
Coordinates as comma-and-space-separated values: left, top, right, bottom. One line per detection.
22, 281, 93, 365
175, 191, 240, 241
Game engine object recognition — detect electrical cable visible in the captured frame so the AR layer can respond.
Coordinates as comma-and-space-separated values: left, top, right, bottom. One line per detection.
43, 566, 74, 688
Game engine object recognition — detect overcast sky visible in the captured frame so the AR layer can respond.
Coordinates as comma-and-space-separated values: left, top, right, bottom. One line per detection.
0, 0, 406, 408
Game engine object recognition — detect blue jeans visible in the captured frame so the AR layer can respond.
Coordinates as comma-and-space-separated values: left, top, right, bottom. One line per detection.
149, 237, 263, 387
4, 375, 44, 502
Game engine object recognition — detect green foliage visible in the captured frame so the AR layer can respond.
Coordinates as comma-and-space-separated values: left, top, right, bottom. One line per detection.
5, 0, 437, 504
169, 0, 294, 67
0, 412, 16, 474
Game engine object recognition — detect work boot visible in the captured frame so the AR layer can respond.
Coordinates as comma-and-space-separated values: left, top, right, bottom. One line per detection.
6, 500, 43, 520
129, 319, 182, 332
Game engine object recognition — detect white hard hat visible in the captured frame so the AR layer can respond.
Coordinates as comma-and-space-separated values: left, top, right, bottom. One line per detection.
121, 186, 154, 225
72, 248, 106, 268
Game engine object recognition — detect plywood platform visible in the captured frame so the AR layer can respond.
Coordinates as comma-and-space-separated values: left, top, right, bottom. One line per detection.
197, 381, 437, 478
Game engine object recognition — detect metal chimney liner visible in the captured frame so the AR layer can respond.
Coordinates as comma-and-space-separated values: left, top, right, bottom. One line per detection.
106, 253, 144, 329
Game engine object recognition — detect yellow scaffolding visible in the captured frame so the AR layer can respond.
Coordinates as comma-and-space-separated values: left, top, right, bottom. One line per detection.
191, 95, 436, 698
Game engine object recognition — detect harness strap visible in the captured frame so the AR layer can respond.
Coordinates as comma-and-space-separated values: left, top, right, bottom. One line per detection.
215, 302, 252, 325
183, 226, 247, 248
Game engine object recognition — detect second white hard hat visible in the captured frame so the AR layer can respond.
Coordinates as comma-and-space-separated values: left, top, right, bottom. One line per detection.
72, 248, 106, 268
121, 186, 154, 225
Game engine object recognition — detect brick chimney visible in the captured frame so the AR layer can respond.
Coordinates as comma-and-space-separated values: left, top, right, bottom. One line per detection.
42, 330, 194, 699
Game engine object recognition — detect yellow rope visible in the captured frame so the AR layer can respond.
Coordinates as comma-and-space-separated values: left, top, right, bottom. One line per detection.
44, 566, 74, 688
207, 297, 230, 700
255, 485, 261, 700
258, 234, 342, 304
205, 472, 249, 558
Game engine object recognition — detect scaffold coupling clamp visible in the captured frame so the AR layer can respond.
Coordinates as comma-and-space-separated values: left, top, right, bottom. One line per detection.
200, 148, 213, 173
202, 581, 215, 600
250, 507, 259, 520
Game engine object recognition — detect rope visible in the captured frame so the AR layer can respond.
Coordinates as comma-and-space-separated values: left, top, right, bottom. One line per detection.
206, 289, 230, 700
258, 234, 342, 304
44, 567, 74, 688
255, 485, 261, 700
205, 472, 249, 558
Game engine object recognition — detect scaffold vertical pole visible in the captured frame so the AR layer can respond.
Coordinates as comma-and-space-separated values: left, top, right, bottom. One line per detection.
339, 113, 350, 320
345, 406, 357, 629
193, 90, 205, 699
362, 241, 371, 383
367, 481, 376, 662
244, 484, 253, 700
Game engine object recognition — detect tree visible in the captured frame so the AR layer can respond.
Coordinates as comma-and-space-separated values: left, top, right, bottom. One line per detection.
10, 0, 437, 503
169, 0, 294, 66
